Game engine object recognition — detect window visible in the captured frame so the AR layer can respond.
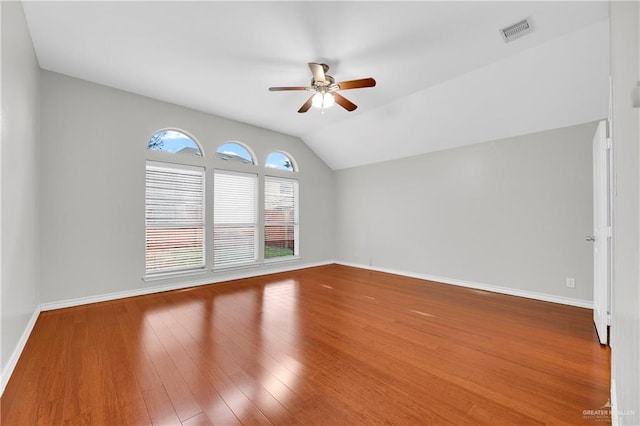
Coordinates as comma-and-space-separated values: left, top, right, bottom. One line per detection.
213, 171, 258, 269
145, 162, 205, 275
264, 177, 299, 260
148, 129, 202, 156
145, 129, 301, 276
265, 151, 296, 172
216, 142, 255, 165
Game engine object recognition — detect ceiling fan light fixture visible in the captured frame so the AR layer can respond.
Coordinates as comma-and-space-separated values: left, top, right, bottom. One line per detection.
312, 92, 335, 109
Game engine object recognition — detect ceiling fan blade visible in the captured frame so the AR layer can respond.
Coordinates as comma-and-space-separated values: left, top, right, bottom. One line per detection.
337, 78, 377, 90
333, 93, 358, 112
308, 62, 326, 84
269, 86, 310, 91
298, 95, 314, 113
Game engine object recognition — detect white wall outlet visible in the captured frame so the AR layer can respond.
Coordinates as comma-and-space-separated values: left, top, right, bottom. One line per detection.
566, 278, 576, 288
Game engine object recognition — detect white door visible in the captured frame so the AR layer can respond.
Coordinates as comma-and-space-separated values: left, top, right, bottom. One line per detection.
592, 120, 610, 345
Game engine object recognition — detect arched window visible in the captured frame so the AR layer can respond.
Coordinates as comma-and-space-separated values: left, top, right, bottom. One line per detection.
147, 129, 203, 156
265, 151, 297, 172
216, 142, 256, 165
145, 129, 204, 277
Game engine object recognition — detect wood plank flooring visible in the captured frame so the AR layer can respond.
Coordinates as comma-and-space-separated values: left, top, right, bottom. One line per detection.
1, 264, 610, 425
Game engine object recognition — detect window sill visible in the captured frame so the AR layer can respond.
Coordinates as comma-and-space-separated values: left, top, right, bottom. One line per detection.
143, 269, 208, 282
144, 258, 301, 280
264, 256, 301, 265
212, 261, 261, 273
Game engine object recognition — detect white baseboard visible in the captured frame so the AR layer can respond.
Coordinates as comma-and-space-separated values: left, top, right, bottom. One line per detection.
335, 261, 593, 309
40, 260, 593, 312
40, 261, 334, 311
611, 378, 619, 426
1, 306, 40, 396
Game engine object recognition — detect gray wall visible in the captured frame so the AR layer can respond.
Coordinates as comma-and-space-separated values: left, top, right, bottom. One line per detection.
1, 1, 41, 383
39, 71, 335, 304
335, 122, 597, 303
610, 2, 640, 424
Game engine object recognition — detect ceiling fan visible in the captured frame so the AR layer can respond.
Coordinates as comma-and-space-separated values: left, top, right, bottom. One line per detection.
269, 63, 376, 113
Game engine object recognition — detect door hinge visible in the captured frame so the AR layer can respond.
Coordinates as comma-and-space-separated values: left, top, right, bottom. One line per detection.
607, 137, 612, 149
607, 226, 613, 238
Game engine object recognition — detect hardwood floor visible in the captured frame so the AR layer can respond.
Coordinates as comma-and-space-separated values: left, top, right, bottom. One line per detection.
1, 264, 610, 425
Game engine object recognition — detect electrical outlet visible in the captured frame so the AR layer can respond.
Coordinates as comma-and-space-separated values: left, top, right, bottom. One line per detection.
566, 278, 576, 288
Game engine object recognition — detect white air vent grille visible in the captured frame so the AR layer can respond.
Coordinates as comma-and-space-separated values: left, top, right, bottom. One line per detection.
500, 18, 533, 43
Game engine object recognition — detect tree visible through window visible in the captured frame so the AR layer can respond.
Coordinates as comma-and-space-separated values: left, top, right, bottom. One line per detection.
266, 151, 296, 172
147, 130, 202, 156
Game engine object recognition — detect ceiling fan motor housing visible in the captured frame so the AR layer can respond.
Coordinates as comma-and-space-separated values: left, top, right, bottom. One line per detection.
312, 75, 336, 90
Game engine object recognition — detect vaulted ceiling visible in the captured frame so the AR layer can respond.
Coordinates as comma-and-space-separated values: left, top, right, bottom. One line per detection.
22, 1, 609, 170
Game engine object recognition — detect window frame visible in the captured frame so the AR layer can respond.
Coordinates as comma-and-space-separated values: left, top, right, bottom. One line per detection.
144, 130, 303, 279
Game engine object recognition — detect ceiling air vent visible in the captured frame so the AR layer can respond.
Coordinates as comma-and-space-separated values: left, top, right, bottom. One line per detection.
500, 18, 533, 43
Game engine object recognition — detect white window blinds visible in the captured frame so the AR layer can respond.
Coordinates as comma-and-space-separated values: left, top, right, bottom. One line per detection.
145, 162, 205, 275
214, 171, 258, 269
264, 177, 299, 260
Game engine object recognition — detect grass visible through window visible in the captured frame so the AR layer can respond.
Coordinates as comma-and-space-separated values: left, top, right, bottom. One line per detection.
265, 246, 294, 259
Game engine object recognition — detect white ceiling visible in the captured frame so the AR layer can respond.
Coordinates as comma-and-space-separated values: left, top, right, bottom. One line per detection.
22, 1, 610, 170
